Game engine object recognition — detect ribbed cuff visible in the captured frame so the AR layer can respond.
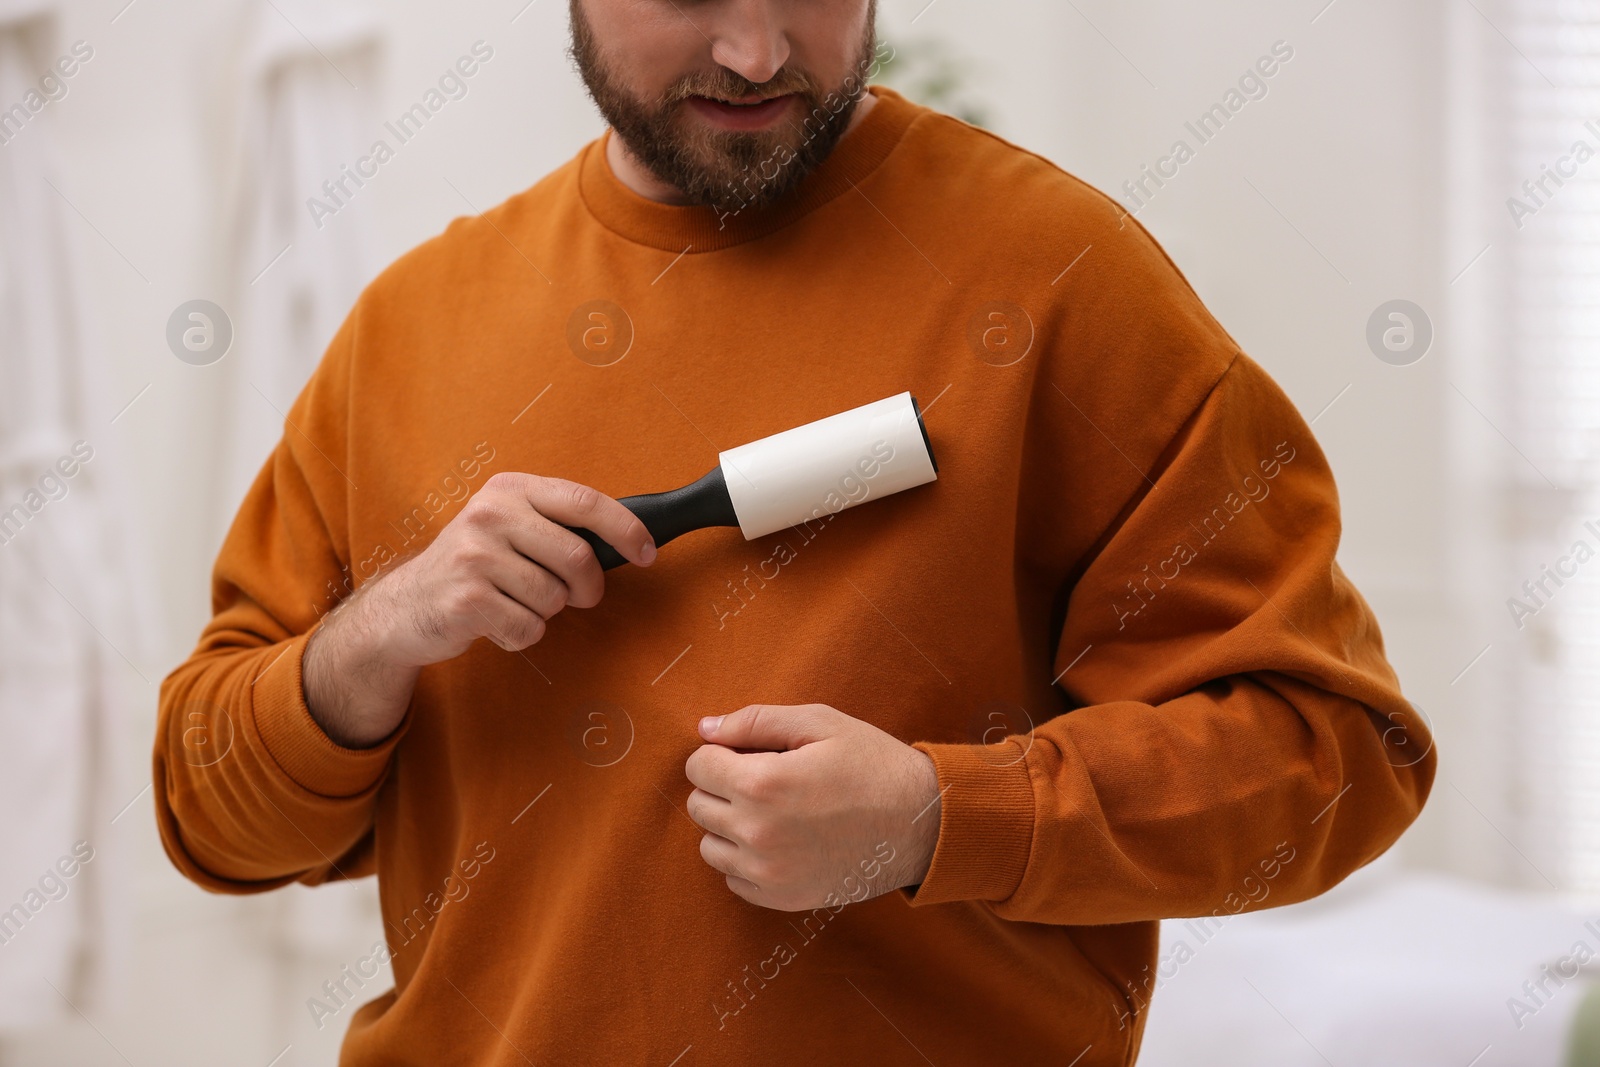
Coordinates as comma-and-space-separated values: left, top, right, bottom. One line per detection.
253, 630, 402, 798
900, 739, 1036, 907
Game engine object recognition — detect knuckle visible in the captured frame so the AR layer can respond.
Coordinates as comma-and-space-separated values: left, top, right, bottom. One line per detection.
740, 819, 776, 853
542, 579, 570, 616
690, 799, 714, 833
516, 559, 563, 611
454, 542, 492, 571
564, 536, 597, 574
512, 614, 546, 649
564, 481, 602, 516
444, 587, 476, 620
484, 471, 523, 493
740, 765, 775, 802
463, 500, 507, 531
454, 581, 493, 619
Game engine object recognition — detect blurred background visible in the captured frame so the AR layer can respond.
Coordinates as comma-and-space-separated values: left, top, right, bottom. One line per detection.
0, 0, 1593, 1063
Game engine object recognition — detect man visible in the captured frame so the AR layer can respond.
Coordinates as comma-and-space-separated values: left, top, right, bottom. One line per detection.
154, 0, 1436, 1063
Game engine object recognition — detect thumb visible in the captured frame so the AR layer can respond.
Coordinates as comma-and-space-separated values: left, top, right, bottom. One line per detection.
699, 704, 837, 752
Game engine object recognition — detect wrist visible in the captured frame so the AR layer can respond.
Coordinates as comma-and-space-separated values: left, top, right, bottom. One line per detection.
329, 567, 422, 672
304, 583, 418, 748
902, 750, 942, 887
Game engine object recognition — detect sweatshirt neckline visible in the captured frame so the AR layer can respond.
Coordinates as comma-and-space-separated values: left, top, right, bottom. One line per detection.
578, 85, 919, 254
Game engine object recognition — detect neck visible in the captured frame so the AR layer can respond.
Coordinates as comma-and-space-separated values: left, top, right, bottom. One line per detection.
605, 89, 879, 206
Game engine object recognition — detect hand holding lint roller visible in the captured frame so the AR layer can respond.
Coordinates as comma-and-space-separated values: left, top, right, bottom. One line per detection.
564, 392, 939, 569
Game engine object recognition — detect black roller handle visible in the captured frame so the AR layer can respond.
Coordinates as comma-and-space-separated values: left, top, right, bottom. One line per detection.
561, 464, 740, 570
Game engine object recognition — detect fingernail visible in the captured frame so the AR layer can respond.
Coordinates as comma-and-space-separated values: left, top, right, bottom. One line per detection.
640, 541, 657, 565
700, 715, 723, 735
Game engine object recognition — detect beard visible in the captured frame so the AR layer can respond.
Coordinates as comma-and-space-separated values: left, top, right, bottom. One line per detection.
568, 0, 879, 215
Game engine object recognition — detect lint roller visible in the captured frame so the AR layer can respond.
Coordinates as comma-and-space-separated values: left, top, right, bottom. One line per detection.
564, 392, 939, 569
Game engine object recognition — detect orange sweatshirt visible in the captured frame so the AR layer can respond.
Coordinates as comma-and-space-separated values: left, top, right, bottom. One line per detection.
155, 85, 1435, 1065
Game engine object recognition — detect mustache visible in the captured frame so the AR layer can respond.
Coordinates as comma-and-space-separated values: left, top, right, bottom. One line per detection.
664, 68, 821, 106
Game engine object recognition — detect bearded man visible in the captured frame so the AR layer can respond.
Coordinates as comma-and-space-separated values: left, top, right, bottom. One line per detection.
154, 1, 1435, 1063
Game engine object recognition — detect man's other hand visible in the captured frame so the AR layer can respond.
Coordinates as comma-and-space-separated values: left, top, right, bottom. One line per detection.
684, 704, 942, 912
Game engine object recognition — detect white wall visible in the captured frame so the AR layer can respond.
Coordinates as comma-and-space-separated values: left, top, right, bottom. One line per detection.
4, 0, 1461, 1062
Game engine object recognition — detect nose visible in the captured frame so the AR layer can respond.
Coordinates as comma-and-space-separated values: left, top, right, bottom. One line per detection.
707, 0, 791, 86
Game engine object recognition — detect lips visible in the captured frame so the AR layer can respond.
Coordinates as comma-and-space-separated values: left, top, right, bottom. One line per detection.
685, 92, 797, 130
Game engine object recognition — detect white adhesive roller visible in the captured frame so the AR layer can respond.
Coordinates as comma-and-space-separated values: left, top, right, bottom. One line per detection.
718, 392, 939, 539
564, 392, 940, 569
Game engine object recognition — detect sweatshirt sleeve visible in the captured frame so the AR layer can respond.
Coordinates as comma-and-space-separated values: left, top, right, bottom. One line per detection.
153, 303, 404, 893
904, 350, 1436, 925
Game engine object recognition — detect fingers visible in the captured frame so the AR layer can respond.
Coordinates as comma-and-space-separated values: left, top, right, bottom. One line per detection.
686, 787, 740, 842
721, 873, 766, 907
476, 543, 572, 620
684, 743, 740, 800
686, 745, 782, 803
459, 472, 652, 613
439, 576, 547, 652
461, 476, 604, 609
698, 831, 750, 883
698, 831, 790, 911
507, 516, 612, 610
379, 470, 653, 669
691, 790, 767, 899
698, 703, 837, 752
511, 471, 657, 571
